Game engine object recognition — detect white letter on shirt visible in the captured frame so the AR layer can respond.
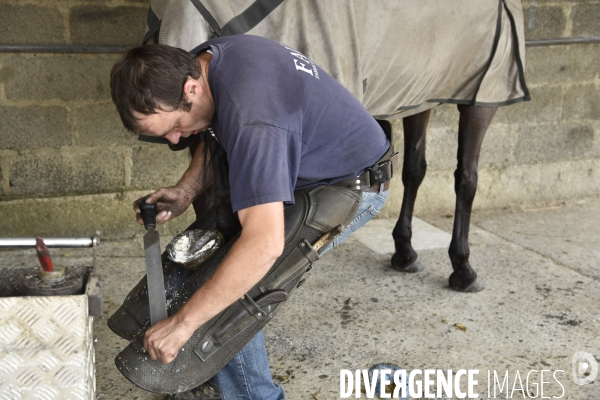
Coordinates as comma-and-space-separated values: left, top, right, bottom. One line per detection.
293, 59, 313, 76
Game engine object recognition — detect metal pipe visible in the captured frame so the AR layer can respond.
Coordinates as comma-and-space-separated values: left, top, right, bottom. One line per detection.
0, 36, 599, 53
0, 237, 100, 248
526, 37, 600, 46
0, 45, 128, 53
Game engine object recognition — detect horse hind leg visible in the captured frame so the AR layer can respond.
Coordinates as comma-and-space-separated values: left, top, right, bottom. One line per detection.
448, 104, 497, 292
391, 110, 431, 273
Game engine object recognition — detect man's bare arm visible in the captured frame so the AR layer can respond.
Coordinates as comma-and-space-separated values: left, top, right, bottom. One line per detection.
143, 201, 285, 363
133, 141, 214, 225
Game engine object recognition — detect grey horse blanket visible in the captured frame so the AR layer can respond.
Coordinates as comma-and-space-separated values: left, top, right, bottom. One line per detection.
144, 0, 529, 118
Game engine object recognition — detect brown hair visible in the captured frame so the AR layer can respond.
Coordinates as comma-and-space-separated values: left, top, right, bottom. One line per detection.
110, 44, 202, 132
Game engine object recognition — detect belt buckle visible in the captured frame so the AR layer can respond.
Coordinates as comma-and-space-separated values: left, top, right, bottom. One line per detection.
369, 159, 393, 184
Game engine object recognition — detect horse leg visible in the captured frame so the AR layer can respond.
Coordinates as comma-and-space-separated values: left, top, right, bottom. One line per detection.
448, 104, 497, 292
391, 109, 431, 272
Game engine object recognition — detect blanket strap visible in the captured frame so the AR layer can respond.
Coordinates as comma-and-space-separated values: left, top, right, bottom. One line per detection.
190, 0, 285, 37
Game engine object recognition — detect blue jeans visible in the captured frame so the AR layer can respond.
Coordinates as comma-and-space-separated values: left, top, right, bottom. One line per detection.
212, 189, 389, 399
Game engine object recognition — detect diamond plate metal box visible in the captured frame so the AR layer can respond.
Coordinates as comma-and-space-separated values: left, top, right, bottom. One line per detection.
0, 237, 101, 400
0, 294, 96, 400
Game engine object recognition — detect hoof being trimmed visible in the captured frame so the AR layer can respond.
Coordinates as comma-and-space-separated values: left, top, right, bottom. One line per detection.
391, 253, 425, 273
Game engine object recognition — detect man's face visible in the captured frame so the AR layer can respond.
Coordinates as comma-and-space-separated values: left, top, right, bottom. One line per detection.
134, 99, 214, 145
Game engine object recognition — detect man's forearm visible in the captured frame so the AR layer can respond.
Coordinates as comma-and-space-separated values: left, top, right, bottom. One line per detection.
176, 226, 282, 330
177, 202, 284, 328
177, 141, 214, 203
142, 202, 285, 364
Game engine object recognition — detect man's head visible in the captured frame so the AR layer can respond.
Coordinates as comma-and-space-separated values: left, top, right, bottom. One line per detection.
110, 44, 211, 142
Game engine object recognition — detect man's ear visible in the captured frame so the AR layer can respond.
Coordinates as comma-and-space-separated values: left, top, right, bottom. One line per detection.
183, 78, 203, 100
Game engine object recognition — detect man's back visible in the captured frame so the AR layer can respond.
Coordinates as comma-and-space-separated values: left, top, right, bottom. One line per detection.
194, 35, 389, 212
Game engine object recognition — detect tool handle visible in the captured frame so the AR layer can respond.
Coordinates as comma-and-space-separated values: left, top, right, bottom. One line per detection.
35, 236, 54, 272
139, 202, 157, 230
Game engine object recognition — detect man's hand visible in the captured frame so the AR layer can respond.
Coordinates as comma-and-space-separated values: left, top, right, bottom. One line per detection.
133, 186, 194, 225
133, 141, 213, 225
143, 314, 196, 364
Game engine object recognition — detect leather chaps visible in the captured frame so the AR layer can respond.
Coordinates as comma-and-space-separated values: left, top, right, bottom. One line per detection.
112, 185, 361, 394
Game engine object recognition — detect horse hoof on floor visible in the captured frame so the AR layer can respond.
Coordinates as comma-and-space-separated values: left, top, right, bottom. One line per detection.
391, 254, 425, 273
449, 273, 484, 292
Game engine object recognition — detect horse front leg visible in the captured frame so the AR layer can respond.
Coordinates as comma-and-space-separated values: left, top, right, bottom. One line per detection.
391, 110, 431, 272
448, 104, 497, 292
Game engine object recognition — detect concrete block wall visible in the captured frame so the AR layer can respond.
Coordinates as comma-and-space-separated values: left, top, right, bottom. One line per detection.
0, 0, 196, 239
0, 0, 599, 238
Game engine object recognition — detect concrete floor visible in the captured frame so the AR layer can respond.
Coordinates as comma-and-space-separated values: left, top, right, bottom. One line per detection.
2, 197, 600, 399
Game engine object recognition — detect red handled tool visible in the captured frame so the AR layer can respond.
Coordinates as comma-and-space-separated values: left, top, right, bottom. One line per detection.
35, 236, 54, 272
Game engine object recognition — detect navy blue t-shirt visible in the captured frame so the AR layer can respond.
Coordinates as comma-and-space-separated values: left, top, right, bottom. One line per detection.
192, 35, 389, 212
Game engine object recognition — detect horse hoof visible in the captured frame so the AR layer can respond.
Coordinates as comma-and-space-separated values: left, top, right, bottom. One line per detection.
391, 253, 424, 273
449, 273, 484, 292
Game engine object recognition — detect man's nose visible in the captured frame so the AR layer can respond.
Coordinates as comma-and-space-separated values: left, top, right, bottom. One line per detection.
165, 131, 181, 144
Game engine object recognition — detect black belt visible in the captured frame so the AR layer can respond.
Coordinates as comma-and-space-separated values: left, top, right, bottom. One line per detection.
335, 152, 398, 192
